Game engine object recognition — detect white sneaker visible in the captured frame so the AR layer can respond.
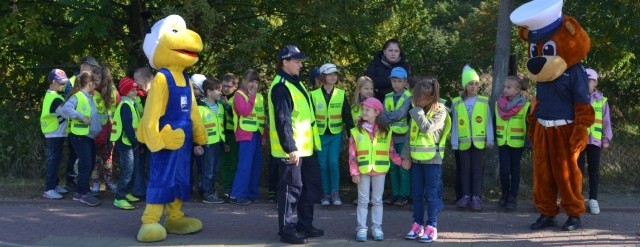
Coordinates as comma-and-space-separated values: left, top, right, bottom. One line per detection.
43, 189, 63, 199
55, 185, 69, 194
587, 199, 600, 215
419, 225, 438, 243
320, 195, 330, 206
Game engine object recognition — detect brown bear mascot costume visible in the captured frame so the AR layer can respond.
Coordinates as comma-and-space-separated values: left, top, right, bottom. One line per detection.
511, 0, 595, 231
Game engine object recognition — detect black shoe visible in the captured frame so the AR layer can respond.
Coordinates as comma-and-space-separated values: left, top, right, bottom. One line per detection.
297, 225, 324, 238
505, 197, 517, 210
498, 196, 508, 207
394, 196, 409, 206
530, 215, 558, 230
279, 231, 308, 244
383, 196, 398, 205
561, 216, 582, 231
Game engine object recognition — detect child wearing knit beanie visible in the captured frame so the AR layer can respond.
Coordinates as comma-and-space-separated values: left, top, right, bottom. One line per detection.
451, 64, 494, 211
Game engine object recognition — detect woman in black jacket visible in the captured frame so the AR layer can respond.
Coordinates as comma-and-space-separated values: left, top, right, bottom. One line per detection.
364, 39, 411, 101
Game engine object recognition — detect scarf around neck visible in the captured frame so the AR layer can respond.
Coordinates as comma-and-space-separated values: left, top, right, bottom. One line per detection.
498, 93, 526, 120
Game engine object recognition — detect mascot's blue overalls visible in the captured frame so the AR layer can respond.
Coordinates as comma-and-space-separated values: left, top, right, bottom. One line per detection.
147, 68, 193, 203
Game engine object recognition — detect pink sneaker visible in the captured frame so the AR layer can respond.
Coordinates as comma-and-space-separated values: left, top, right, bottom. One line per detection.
419, 225, 438, 243
404, 222, 424, 240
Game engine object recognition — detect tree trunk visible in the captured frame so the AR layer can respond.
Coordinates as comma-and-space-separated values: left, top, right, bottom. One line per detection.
484, 0, 513, 191
127, 0, 149, 69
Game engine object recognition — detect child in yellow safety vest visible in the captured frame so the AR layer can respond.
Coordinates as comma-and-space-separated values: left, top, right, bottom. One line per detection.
229, 69, 266, 205
59, 71, 103, 206
110, 78, 142, 210
451, 65, 494, 211
578, 68, 613, 215
348, 97, 402, 242
382, 67, 412, 206
495, 76, 530, 210
400, 76, 451, 243
91, 66, 120, 193
41, 69, 71, 200
194, 77, 226, 204
219, 73, 239, 199
311, 63, 354, 206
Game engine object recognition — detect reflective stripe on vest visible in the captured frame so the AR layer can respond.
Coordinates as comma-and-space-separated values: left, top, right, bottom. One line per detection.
110, 97, 140, 145
69, 92, 91, 136
199, 103, 225, 144
224, 95, 235, 131
588, 97, 607, 140
384, 90, 412, 134
268, 76, 321, 158
495, 101, 530, 148
350, 127, 393, 174
452, 96, 488, 150
311, 88, 345, 134
409, 105, 452, 160
40, 91, 64, 133
233, 91, 265, 134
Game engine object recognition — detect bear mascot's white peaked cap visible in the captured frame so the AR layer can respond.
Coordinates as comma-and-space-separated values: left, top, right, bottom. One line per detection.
143, 15, 187, 69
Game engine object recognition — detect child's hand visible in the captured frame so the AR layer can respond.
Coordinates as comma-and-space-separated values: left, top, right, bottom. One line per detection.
401, 159, 412, 170
486, 143, 494, 149
221, 96, 229, 105
193, 146, 204, 156
351, 175, 360, 184
82, 116, 91, 124
603, 142, 610, 148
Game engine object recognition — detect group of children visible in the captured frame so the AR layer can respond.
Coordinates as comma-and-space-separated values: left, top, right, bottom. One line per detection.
40, 56, 154, 209
41, 59, 612, 243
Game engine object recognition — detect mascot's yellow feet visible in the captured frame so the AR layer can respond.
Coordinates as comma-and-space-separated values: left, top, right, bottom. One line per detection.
137, 223, 167, 243
165, 217, 203, 235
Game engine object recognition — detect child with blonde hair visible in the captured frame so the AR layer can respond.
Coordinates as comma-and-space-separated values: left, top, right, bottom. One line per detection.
350, 76, 375, 125
349, 97, 402, 241
496, 75, 530, 210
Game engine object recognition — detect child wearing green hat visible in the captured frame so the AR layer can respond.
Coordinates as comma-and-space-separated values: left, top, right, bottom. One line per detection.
450, 65, 494, 211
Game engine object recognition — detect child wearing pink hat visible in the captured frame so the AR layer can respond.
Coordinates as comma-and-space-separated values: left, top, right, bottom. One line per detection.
578, 68, 612, 215
349, 97, 402, 242
110, 77, 141, 209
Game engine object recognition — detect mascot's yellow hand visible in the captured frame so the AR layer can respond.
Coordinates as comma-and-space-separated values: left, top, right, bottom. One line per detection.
160, 125, 185, 150
569, 125, 588, 153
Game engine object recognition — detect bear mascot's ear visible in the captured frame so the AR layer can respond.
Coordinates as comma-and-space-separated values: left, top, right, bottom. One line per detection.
518, 27, 530, 42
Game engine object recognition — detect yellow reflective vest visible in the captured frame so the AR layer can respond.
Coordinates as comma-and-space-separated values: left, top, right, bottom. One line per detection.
268, 76, 321, 158
588, 97, 607, 140
224, 95, 235, 132
384, 90, 412, 134
350, 127, 393, 174
233, 90, 266, 134
351, 107, 361, 126
40, 91, 64, 134
110, 97, 140, 145
93, 89, 117, 125
311, 88, 345, 134
69, 91, 91, 136
199, 102, 225, 144
452, 95, 489, 150
409, 106, 452, 161
495, 102, 530, 148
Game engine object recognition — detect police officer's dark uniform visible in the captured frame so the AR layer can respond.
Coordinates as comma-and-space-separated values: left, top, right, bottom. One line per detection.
268, 45, 324, 245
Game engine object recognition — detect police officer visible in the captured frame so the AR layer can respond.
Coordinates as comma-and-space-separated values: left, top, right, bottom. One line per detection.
268, 45, 323, 245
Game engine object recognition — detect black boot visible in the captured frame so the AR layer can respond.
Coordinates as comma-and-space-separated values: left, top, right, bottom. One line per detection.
498, 195, 508, 207
505, 196, 517, 210
530, 215, 558, 230
279, 231, 308, 244
561, 216, 582, 231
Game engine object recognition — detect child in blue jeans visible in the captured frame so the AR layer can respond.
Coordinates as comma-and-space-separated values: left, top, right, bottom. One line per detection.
402, 76, 451, 243
41, 69, 70, 199
195, 77, 226, 204
111, 78, 141, 209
